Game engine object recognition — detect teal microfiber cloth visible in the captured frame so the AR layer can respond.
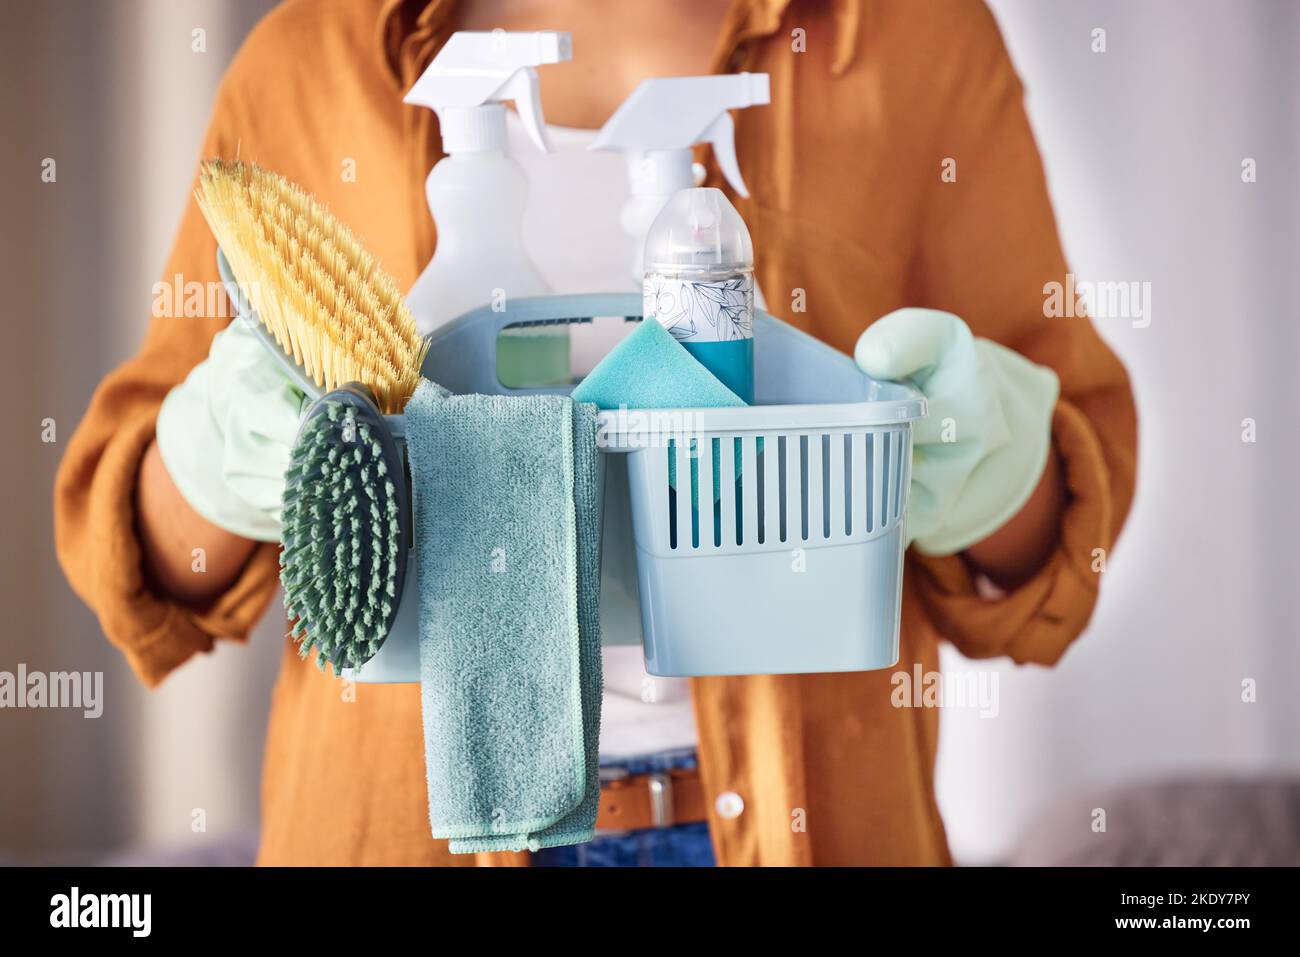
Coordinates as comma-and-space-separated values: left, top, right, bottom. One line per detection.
405, 379, 602, 854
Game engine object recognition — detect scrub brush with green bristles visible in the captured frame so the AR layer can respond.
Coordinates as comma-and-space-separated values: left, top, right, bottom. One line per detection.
280, 384, 410, 675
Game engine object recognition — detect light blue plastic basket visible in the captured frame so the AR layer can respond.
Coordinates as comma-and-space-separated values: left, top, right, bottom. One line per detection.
400, 293, 923, 679
592, 300, 926, 676
219, 256, 926, 680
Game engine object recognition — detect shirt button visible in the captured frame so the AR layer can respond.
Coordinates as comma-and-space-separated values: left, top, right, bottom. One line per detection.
714, 791, 745, 819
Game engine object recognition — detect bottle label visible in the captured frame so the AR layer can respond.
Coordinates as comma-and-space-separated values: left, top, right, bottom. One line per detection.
643, 273, 754, 343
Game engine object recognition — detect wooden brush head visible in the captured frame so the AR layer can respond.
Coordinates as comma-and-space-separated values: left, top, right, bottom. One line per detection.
196, 159, 426, 414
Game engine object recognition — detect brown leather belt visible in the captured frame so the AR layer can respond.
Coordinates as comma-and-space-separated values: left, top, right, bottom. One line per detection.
595, 767, 707, 832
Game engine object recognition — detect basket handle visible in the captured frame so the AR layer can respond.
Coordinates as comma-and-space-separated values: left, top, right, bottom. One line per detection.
421, 293, 645, 396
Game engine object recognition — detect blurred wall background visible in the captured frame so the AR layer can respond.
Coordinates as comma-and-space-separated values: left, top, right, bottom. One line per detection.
938, 0, 1300, 862
1, 0, 1296, 863
1, 0, 278, 862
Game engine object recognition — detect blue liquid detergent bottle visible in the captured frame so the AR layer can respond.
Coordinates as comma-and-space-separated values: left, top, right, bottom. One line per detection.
642, 187, 755, 402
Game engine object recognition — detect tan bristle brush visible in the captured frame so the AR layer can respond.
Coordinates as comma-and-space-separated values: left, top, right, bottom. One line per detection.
195, 159, 426, 413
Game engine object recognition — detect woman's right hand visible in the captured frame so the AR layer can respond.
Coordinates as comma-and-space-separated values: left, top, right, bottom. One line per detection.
138, 319, 305, 605
154, 318, 307, 542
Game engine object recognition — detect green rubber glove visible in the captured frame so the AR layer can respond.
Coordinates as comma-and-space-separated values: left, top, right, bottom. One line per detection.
854, 308, 1059, 556
155, 318, 307, 542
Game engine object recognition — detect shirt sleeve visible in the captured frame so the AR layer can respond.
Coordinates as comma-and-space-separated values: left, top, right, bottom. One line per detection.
902, 3, 1139, 665
52, 69, 281, 688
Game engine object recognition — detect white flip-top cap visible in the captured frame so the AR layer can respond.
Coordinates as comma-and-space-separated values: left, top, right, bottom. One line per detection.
404, 30, 572, 154
644, 187, 753, 272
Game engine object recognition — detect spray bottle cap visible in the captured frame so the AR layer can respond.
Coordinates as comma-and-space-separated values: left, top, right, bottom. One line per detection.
403, 30, 572, 154
644, 187, 753, 273
590, 73, 770, 197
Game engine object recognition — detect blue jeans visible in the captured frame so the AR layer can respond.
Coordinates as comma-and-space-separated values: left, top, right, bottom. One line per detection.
531, 749, 716, 867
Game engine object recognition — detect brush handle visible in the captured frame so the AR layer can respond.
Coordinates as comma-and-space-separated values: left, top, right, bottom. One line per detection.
216, 248, 324, 400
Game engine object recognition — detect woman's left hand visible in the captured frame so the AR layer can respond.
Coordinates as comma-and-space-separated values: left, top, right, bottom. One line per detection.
854, 308, 1060, 558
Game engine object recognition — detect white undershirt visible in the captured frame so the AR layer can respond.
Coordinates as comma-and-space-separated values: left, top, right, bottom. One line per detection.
506, 113, 700, 759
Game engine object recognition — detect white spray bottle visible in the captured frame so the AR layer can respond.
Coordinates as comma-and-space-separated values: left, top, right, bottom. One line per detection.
590, 73, 770, 288
404, 30, 572, 384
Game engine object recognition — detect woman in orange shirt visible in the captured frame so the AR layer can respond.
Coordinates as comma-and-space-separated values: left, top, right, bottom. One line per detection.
54, 0, 1136, 865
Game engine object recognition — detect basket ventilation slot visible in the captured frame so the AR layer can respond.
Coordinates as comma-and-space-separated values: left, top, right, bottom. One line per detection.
667, 429, 908, 552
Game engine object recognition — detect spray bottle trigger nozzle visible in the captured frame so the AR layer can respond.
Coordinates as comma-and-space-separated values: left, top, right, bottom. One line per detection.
701, 112, 749, 198
497, 67, 554, 153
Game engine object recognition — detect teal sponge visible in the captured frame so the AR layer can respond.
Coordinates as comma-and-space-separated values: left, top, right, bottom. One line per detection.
572, 318, 746, 410
574, 320, 749, 534
280, 391, 408, 675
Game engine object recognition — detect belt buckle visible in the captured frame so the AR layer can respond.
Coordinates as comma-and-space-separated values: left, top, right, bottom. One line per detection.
647, 772, 674, 829
596, 768, 676, 834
